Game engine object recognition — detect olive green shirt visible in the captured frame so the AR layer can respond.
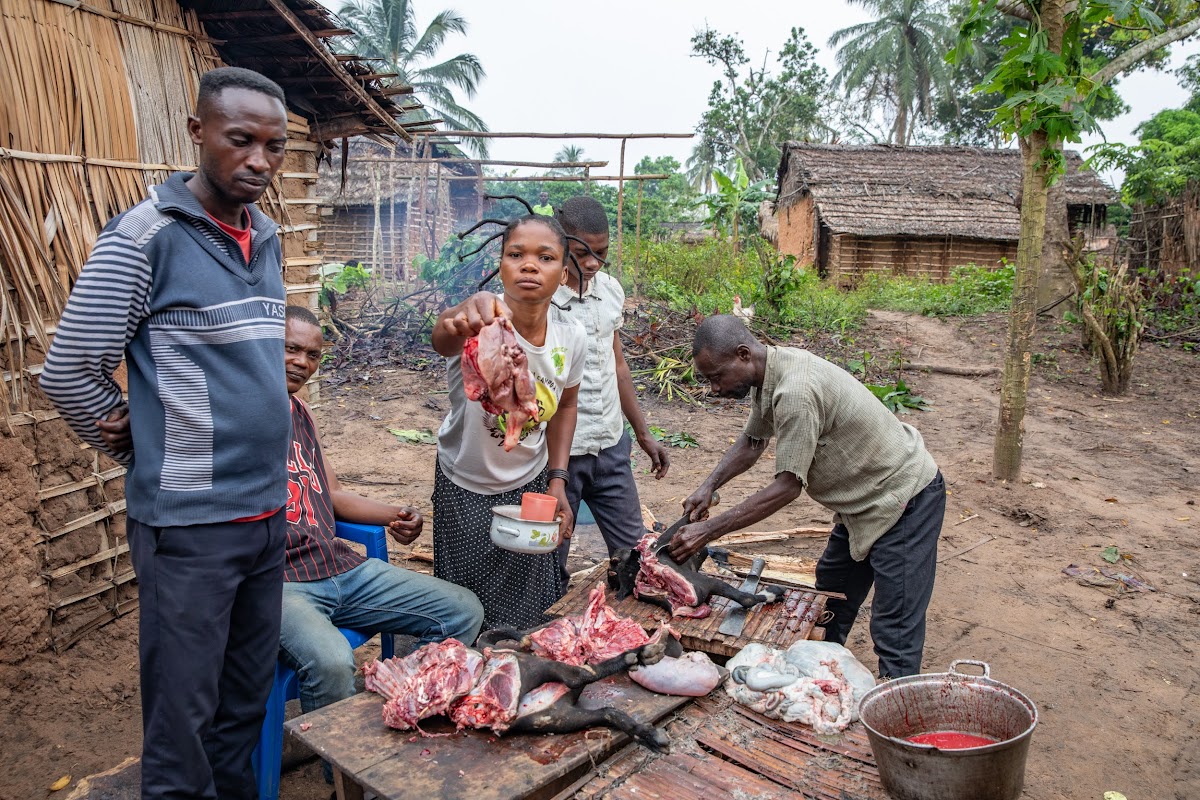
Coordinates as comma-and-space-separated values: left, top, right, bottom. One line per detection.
745, 346, 938, 561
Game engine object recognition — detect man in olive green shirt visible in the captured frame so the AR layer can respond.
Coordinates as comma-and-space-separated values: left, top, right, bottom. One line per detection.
669, 315, 945, 678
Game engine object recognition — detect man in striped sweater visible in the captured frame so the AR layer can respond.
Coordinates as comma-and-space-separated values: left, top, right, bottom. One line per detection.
41, 68, 293, 799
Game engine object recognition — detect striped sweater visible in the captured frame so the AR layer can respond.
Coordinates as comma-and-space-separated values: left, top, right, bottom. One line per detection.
40, 172, 292, 527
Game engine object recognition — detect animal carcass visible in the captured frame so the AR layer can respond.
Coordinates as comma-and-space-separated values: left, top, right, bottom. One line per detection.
608, 532, 784, 618
364, 637, 671, 751
461, 318, 539, 451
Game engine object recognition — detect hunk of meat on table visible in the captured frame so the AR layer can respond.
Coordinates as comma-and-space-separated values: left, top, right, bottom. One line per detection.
461, 318, 539, 451
523, 585, 655, 665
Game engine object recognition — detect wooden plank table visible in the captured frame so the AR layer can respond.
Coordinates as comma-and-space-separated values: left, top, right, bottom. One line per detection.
568, 693, 888, 800
285, 676, 690, 800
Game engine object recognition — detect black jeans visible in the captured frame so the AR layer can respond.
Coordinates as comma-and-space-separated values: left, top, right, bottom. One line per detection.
128, 511, 286, 799
816, 472, 945, 679
555, 430, 645, 585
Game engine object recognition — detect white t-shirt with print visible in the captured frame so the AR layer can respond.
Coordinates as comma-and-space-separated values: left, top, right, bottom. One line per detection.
437, 314, 587, 494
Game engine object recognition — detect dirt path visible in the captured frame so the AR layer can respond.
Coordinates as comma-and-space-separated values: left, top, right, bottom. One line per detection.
2, 310, 1196, 800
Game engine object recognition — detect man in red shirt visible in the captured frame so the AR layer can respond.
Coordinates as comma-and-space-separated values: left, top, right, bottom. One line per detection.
278, 306, 483, 727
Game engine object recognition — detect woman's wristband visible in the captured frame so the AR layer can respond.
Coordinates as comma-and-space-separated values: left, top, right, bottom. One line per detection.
547, 468, 570, 485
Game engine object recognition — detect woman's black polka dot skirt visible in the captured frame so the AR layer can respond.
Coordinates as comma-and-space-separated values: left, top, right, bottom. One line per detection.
432, 460, 565, 632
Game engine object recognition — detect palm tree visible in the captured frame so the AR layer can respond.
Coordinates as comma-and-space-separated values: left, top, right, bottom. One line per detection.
338, 0, 489, 154
550, 145, 586, 175
828, 0, 954, 145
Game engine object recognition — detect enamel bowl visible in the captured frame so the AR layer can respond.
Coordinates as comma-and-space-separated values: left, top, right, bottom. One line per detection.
489, 505, 561, 554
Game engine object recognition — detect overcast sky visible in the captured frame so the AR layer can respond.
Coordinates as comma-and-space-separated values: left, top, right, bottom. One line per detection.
330, 0, 1200, 186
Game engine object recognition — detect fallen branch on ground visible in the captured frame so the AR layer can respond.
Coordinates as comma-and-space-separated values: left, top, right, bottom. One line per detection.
903, 363, 1000, 377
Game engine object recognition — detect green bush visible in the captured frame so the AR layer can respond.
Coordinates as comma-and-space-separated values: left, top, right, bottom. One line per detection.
858, 263, 1015, 317
628, 239, 759, 315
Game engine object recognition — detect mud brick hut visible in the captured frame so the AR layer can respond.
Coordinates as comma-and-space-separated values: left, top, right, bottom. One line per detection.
0, 0, 424, 663
773, 143, 1116, 284
318, 137, 484, 281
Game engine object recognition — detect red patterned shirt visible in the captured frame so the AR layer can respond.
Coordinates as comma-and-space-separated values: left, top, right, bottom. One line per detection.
284, 398, 366, 582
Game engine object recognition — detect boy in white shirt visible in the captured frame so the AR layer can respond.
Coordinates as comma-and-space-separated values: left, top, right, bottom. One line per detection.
549, 197, 670, 583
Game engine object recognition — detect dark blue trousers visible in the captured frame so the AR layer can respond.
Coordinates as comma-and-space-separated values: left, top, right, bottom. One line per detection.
556, 430, 645, 585
128, 511, 286, 800
816, 472, 945, 679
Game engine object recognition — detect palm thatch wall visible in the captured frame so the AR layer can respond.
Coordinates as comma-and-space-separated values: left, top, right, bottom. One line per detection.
774, 143, 1116, 284
0, 0, 411, 660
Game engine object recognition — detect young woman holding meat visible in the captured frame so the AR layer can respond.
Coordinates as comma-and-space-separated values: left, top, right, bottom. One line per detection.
432, 215, 587, 631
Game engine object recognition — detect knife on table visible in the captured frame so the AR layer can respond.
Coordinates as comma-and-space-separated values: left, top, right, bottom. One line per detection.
717, 557, 766, 637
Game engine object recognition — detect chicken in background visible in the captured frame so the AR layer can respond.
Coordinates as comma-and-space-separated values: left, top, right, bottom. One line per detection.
732, 295, 755, 320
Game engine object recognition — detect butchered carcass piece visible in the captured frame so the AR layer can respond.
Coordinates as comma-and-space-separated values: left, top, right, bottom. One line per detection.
450, 650, 523, 733
461, 318, 539, 451
633, 533, 708, 618
364, 639, 484, 732
525, 585, 653, 666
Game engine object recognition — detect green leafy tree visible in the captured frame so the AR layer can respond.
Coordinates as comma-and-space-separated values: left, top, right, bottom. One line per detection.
688, 27, 829, 185
700, 158, 772, 251
626, 156, 700, 238
829, 0, 956, 145
952, 0, 1200, 479
1091, 109, 1200, 203
933, 1, 1173, 145
338, 0, 489, 155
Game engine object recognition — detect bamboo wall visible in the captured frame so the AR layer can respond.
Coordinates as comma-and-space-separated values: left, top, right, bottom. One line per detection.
827, 234, 1017, 286
1129, 182, 1200, 280
0, 0, 322, 661
320, 166, 473, 283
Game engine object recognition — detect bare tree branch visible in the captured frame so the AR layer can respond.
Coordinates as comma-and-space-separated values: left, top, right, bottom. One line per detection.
1090, 16, 1200, 86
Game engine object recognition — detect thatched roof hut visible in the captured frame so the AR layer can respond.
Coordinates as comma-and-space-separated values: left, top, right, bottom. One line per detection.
774, 143, 1116, 283
317, 137, 484, 279
0, 0, 423, 659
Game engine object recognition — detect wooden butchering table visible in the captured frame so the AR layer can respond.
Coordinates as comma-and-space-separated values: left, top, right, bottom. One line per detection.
285, 566, 873, 800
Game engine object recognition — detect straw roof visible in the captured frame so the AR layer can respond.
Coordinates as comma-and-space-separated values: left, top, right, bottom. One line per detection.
320, 137, 482, 207
180, 0, 422, 142
776, 143, 1117, 241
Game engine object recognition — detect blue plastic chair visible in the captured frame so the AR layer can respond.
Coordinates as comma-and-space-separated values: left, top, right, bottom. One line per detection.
251, 521, 395, 800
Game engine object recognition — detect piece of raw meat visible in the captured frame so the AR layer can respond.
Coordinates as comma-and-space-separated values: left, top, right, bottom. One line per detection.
451, 650, 523, 732
629, 651, 726, 697
364, 639, 484, 733
516, 585, 654, 666
461, 318, 539, 451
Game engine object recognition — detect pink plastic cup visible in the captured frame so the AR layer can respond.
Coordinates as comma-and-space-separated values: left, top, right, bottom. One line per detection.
520, 492, 558, 522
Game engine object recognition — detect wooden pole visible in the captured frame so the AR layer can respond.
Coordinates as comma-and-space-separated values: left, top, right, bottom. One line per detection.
261, 0, 411, 141
388, 147, 396, 286
616, 137, 626, 280
438, 174, 671, 182
426, 131, 693, 140
434, 160, 443, 257
634, 179, 644, 274
345, 158, 609, 169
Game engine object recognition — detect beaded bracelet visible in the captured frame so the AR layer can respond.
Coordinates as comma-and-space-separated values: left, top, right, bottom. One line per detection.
546, 468, 570, 484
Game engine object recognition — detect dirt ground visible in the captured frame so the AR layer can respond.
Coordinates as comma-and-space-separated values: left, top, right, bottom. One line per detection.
2, 309, 1197, 800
